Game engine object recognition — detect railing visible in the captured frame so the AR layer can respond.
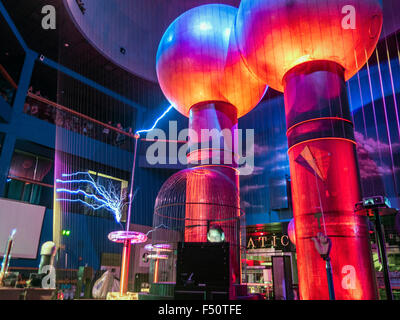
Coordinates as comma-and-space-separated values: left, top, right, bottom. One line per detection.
1, 63, 137, 150
1, 64, 187, 151
7, 175, 53, 189
24, 93, 136, 151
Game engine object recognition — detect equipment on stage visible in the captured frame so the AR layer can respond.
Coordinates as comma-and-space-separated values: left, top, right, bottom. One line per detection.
134, 273, 149, 293
92, 269, 120, 299
1, 272, 19, 287
0, 229, 17, 287
356, 196, 395, 300
272, 256, 294, 300
38, 241, 57, 274
207, 225, 225, 243
74, 266, 94, 299
174, 242, 230, 300
26, 241, 57, 289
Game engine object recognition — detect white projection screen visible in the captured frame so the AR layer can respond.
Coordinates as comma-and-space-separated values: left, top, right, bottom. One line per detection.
0, 198, 46, 259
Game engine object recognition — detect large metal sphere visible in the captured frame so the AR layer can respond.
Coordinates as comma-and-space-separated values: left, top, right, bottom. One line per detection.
156, 4, 267, 118
236, 0, 383, 92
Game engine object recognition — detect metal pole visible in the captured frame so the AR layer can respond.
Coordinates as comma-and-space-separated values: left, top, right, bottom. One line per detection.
119, 239, 131, 295
325, 258, 335, 300
119, 135, 139, 295
126, 135, 140, 231
373, 208, 393, 300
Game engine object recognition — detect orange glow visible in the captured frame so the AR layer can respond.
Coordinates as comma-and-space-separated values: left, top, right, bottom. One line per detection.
236, 0, 383, 92
119, 240, 131, 295
154, 259, 159, 283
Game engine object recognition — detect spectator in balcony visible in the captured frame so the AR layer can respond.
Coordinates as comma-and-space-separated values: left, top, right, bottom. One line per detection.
87, 121, 94, 137
51, 107, 58, 124
72, 116, 80, 132
102, 121, 112, 143
55, 111, 65, 127
41, 105, 53, 122
82, 122, 89, 136
122, 127, 134, 150
64, 117, 72, 131
23, 102, 31, 114
30, 104, 39, 117
115, 123, 125, 146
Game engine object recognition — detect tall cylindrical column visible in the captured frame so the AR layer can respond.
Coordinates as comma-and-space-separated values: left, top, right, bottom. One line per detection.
119, 239, 131, 295
284, 61, 377, 300
185, 101, 241, 293
155, 4, 268, 300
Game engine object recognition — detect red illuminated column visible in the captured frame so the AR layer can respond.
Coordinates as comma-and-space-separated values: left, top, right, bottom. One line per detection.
119, 239, 131, 295
153, 257, 160, 284
284, 61, 377, 300
185, 101, 241, 292
155, 4, 267, 299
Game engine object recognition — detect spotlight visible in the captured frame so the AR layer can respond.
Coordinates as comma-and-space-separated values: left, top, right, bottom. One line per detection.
120, 47, 126, 55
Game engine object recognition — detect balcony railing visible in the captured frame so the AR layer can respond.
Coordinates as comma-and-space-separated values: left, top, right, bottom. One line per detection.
1, 63, 136, 150
24, 93, 135, 151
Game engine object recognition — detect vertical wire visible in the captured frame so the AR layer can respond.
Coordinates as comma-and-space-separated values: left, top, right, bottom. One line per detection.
375, 48, 399, 197
364, 49, 384, 167
356, 69, 369, 139
313, 161, 328, 237
384, 36, 400, 138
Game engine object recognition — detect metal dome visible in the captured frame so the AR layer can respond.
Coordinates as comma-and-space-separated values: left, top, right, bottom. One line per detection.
156, 4, 267, 118
236, 0, 383, 92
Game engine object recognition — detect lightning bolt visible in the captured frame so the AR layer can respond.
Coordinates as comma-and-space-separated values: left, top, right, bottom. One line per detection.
145, 224, 169, 237
56, 172, 128, 223
135, 104, 174, 136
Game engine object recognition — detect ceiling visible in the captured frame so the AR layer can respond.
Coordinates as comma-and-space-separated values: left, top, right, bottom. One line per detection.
63, 0, 240, 83
64, 0, 399, 84
2, 0, 399, 87
1, 0, 168, 108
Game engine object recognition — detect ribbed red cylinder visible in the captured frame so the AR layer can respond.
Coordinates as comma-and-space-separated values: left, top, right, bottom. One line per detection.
285, 62, 377, 300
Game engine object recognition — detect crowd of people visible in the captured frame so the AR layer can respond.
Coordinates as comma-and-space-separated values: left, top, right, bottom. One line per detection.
23, 87, 134, 149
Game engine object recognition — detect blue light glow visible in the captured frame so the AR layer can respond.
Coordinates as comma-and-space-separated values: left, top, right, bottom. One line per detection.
135, 104, 174, 136
145, 224, 169, 237
224, 28, 231, 39
199, 21, 212, 31
56, 172, 128, 223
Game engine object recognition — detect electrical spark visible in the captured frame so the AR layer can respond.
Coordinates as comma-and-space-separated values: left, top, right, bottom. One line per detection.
56, 172, 130, 223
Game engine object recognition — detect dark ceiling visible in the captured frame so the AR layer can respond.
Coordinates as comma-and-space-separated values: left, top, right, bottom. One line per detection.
1, 0, 398, 113
1, 0, 166, 110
